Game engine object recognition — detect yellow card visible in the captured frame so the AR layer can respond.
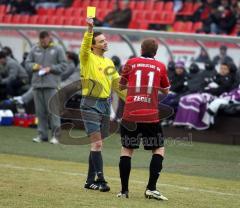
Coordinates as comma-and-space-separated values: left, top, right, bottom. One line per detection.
87, 6, 96, 18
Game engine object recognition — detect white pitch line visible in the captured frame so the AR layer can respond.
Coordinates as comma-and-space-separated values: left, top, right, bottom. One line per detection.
0, 163, 239, 197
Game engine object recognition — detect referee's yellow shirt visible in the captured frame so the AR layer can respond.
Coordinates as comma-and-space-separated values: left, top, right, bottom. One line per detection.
80, 32, 125, 100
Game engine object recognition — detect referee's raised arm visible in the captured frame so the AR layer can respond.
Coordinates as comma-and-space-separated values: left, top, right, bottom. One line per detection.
79, 18, 94, 66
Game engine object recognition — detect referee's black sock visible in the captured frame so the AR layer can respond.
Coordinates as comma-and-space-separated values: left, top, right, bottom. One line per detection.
119, 156, 131, 193
147, 154, 163, 191
91, 151, 105, 181
86, 152, 96, 183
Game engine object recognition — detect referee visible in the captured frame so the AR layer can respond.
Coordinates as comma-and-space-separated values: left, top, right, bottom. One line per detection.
80, 18, 125, 192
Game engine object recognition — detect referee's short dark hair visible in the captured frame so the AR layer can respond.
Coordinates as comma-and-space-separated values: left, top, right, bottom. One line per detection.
92, 32, 103, 45
39, 31, 50, 39
141, 38, 158, 58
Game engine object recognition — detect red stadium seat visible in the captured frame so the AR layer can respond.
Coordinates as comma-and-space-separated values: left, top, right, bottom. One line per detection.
38, 16, 48, 24
0, 15, 4, 23
144, 1, 155, 11
177, 2, 194, 16
28, 16, 39, 24
3, 15, 13, 23
46, 8, 56, 16
55, 17, 65, 25
98, 1, 109, 9
144, 11, 155, 21
129, 21, 138, 29
192, 22, 203, 32
55, 8, 65, 16
64, 17, 74, 25
135, 1, 145, 10
154, 1, 164, 11
164, 2, 173, 11
139, 21, 148, 30
129, 1, 136, 10
0, 5, 7, 14
64, 8, 75, 17
12, 15, 22, 24
173, 21, 193, 33
37, 8, 48, 15
19, 15, 30, 24
72, 0, 82, 8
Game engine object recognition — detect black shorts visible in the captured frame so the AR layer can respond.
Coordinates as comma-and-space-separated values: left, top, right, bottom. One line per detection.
120, 121, 164, 150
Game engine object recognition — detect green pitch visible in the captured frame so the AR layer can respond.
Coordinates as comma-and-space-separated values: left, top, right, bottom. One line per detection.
0, 126, 240, 208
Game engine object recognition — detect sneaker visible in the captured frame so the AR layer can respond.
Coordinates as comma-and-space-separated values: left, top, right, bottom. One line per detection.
96, 179, 110, 192
32, 136, 42, 143
145, 189, 168, 201
50, 137, 59, 144
117, 191, 129, 198
84, 182, 99, 190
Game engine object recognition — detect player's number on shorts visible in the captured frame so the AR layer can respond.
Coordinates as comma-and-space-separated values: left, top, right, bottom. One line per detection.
135, 70, 154, 94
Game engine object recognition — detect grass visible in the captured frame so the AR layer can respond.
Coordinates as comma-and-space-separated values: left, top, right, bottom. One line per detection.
0, 126, 240, 208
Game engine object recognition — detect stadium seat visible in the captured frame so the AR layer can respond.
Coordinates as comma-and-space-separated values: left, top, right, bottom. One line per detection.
64, 8, 75, 17
37, 8, 48, 15
164, 2, 173, 11
28, 15, 39, 24
55, 17, 65, 25
128, 20, 138, 29
177, 2, 194, 16
135, 1, 145, 11
144, 1, 155, 11
55, 8, 65, 16
46, 16, 57, 25
0, 5, 7, 14
152, 12, 175, 25
192, 22, 203, 32
173, 21, 193, 33
0, 15, 4, 23
154, 1, 164, 11
38, 16, 48, 24
144, 11, 155, 22
3, 15, 13, 23
12, 15, 22, 24
64, 17, 74, 25
98, 1, 109, 9
72, 0, 82, 8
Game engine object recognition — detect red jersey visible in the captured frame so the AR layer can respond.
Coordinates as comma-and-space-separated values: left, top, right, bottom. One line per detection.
120, 57, 170, 122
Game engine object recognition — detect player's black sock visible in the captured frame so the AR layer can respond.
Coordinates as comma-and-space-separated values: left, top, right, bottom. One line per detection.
91, 151, 105, 181
147, 154, 163, 191
86, 152, 96, 183
119, 156, 131, 192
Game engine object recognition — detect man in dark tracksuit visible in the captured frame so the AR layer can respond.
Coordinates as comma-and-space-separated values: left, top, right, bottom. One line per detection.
0, 51, 29, 97
26, 31, 67, 144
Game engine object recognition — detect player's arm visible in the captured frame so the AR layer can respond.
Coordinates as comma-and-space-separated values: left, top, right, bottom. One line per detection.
79, 18, 94, 65
119, 61, 131, 90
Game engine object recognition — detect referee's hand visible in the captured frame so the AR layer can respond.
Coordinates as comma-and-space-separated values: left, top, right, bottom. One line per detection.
86, 18, 94, 32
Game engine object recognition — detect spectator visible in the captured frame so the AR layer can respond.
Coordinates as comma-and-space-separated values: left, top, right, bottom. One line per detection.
204, 62, 234, 96
2, 46, 16, 60
109, 0, 132, 28
212, 45, 234, 66
174, 0, 183, 13
195, 48, 211, 64
170, 61, 187, 94
167, 60, 175, 81
209, 1, 236, 34
102, 1, 121, 27
34, 0, 69, 9
111, 55, 121, 72
7, 0, 36, 15
0, 51, 29, 97
25, 31, 67, 144
185, 62, 201, 93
